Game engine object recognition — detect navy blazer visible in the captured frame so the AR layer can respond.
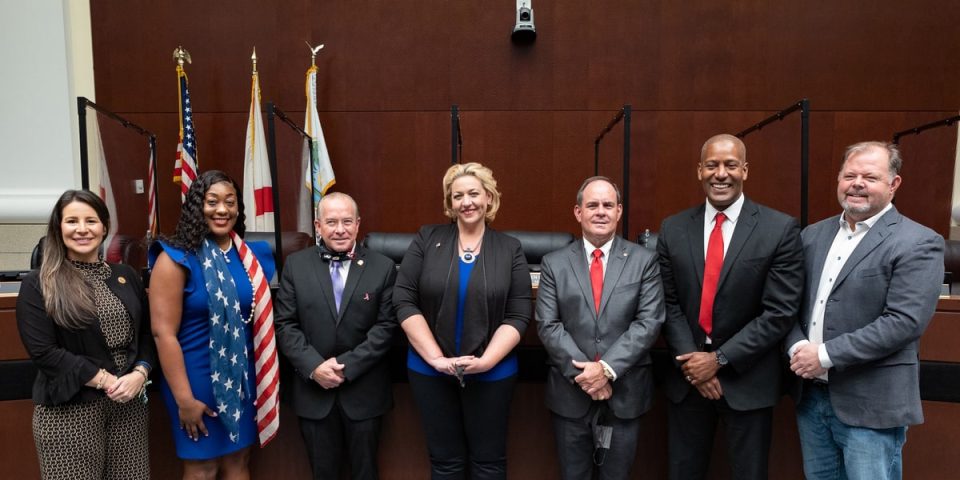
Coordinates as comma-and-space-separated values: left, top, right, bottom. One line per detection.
16, 263, 156, 406
393, 224, 532, 357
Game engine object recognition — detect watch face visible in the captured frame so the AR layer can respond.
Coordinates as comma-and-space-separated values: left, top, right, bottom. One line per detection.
716, 352, 728, 366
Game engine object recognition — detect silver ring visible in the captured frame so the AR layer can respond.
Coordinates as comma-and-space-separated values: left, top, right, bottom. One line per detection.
685, 375, 692, 382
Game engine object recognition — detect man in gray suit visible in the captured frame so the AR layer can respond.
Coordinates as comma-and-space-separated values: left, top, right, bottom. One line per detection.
786, 141, 944, 480
537, 176, 665, 480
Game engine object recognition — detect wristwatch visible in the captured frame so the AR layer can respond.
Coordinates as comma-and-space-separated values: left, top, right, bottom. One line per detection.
715, 350, 729, 367
600, 362, 616, 380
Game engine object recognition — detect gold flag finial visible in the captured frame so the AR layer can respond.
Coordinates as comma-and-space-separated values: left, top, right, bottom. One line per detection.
251, 47, 257, 74
173, 46, 192, 66
305, 41, 324, 67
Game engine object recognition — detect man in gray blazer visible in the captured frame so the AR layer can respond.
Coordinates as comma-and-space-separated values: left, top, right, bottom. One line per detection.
274, 192, 397, 480
537, 176, 665, 480
658, 134, 804, 480
786, 141, 944, 480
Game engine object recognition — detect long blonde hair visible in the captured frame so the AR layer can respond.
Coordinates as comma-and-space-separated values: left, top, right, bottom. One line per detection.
39, 190, 110, 330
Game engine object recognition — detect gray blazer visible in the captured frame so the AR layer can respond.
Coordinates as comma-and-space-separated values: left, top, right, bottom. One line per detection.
785, 207, 944, 429
536, 236, 665, 420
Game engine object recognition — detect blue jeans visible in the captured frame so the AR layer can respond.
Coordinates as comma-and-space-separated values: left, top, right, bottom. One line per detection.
796, 383, 906, 480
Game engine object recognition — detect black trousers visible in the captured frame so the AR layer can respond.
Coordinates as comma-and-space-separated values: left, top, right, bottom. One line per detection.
408, 370, 517, 480
551, 404, 642, 480
667, 391, 772, 480
298, 402, 383, 480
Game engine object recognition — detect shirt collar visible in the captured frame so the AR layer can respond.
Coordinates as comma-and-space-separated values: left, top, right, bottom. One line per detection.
583, 236, 615, 260
838, 202, 893, 232
705, 193, 745, 224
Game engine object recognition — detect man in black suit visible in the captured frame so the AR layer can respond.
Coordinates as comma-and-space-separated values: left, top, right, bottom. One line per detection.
274, 192, 397, 480
658, 134, 804, 480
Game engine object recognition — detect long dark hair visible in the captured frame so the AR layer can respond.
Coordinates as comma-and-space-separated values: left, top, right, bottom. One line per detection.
165, 170, 246, 252
40, 190, 111, 329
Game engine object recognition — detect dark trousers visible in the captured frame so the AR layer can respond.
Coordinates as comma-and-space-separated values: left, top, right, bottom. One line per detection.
667, 391, 772, 480
298, 402, 383, 480
551, 404, 641, 480
408, 370, 516, 480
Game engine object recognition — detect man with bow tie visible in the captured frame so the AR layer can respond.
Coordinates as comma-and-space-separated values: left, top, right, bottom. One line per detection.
275, 192, 397, 480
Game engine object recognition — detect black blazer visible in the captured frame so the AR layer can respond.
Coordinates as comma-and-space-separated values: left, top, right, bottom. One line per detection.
274, 245, 398, 421
16, 263, 156, 406
658, 197, 804, 410
393, 224, 532, 357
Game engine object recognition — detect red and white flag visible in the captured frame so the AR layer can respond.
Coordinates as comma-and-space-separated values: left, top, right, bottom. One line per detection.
89, 115, 119, 261
243, 66, 274, 231
146, 145, 158, 239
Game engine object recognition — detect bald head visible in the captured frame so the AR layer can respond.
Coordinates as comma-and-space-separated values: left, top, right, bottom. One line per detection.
316, 192, 359, 220
700, 134, 746, 163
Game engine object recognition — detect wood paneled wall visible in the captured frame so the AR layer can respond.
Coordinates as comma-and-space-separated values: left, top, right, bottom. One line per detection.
88, 1, 959, 246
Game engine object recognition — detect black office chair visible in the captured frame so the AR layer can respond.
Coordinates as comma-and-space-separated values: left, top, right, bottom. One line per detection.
362, 232, 417, 268
244, 231, 315, 283
502, 231, 576, 272
30, 237, 45, 269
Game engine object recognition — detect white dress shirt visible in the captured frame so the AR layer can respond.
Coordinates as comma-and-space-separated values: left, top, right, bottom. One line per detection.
701, 194, 745, 343
788, 203, 893, 381
702, 193, 745, 259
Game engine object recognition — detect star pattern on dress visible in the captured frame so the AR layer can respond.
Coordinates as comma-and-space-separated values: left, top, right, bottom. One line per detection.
201, 237, 256, 446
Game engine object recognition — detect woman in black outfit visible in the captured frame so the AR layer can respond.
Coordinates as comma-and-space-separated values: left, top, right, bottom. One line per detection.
394, 162, 532, 479
17, 189, 155, 479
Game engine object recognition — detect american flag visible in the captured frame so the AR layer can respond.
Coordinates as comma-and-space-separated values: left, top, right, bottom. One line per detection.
173, 64, 198, 203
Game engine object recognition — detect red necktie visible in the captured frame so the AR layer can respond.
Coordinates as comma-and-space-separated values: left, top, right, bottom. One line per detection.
590, 249, 603, 315
698, 212, 726, 337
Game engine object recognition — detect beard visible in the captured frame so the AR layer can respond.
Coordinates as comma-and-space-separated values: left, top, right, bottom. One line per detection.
840, 198, 872, 215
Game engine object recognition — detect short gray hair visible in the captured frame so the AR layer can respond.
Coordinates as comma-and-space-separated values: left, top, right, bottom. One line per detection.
842, 141, 902, 178
316, 192, 360, 219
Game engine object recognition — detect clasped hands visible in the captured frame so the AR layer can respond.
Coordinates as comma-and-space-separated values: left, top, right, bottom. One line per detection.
312, 357, 346, 389
676, 352, 723, 400
572, 360, 612, 401
96, 370, 147, 404
789, 343, 827, 379
428, 355, 495, 376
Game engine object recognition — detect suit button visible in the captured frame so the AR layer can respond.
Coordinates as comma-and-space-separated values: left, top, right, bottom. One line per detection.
596, 338, 601, 343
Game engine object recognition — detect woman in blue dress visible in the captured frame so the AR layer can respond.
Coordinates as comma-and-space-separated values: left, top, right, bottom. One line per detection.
149, 170, 278, 479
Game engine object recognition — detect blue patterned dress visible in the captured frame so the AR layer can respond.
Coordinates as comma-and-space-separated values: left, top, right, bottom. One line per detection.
149, 239, 275, 460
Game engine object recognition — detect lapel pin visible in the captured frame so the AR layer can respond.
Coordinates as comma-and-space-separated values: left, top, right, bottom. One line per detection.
357, 259, 364, 266
436, 242, 441, 248
622, 252, 628, 257
364, 293, 371, 301
118, 276, 127, 284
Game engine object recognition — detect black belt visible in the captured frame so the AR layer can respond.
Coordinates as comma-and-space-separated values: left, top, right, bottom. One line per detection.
804, 379, 829, 390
